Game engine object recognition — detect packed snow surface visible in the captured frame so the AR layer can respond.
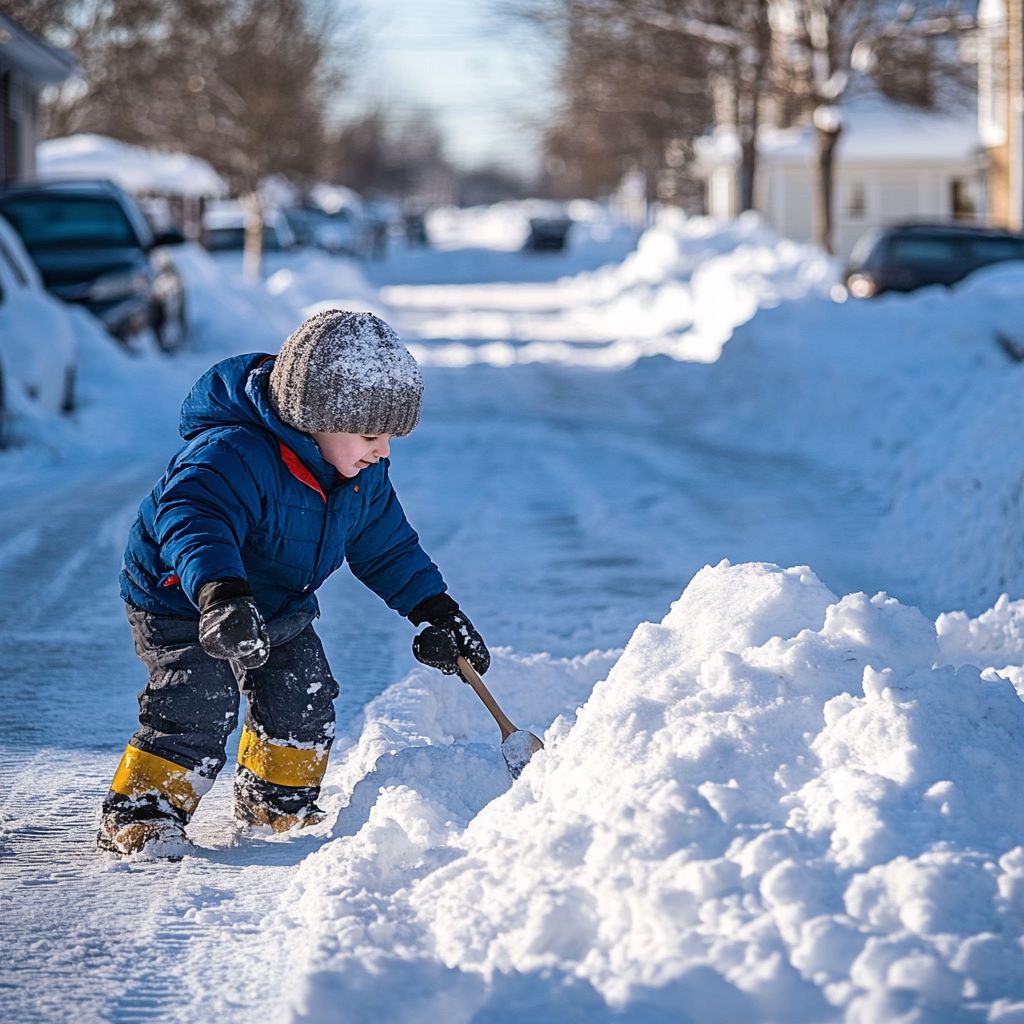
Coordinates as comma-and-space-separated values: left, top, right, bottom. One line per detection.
3, 201, 1024, 1023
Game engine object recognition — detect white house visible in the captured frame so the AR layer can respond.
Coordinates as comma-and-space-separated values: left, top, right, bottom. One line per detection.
695, 96, 984, 258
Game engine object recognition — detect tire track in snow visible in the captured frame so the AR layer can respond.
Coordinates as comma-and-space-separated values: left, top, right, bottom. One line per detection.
0, 749, 184, 1024
0, 454, 347, 1023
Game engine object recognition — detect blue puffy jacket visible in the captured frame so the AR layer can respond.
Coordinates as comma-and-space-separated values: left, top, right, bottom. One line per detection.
120, 353, 446, 622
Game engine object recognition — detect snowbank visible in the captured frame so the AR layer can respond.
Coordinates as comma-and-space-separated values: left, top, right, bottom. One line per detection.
691, 257, 1024, 612
173, 243, 384, 355
273, 562, 1024, 1021
1, 243, 381, 468
393, 210, 835, 367
937, 594, 1024, 699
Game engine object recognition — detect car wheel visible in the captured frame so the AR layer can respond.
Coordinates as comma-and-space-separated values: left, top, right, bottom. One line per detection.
0, 365, 10, 450
153, 297, 187, 352
61, 365, 76, 414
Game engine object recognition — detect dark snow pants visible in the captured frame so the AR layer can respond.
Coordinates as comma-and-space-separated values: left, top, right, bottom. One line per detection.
103, 604, 339, 825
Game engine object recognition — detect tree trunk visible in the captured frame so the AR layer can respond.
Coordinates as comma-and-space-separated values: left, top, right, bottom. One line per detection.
739, 120, 759, 212
814, 125, 842, 254
242, 192, 264, 284
739, 0, 770, 213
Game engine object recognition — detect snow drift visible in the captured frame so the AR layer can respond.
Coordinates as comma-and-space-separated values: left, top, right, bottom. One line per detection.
276, 562, 1024, 1022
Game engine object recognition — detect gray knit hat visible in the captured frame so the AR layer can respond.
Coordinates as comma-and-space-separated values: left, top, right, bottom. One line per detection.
268, 310, 423, 436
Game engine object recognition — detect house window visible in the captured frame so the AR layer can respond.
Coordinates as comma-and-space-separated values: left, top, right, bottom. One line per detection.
845, 181, 867, 220
951, 178, 979, 221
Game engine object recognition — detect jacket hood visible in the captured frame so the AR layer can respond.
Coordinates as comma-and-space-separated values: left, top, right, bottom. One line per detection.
179, 354, 335, 486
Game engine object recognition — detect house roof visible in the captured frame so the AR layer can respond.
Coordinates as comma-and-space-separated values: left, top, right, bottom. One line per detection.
697, 95, 981, 168
0, 13, 78, 86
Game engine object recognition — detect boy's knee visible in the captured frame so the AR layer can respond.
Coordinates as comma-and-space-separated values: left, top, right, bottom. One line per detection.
243, 627, 338, 740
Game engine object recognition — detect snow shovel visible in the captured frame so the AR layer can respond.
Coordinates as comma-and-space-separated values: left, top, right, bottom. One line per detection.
456, 656, 543, 779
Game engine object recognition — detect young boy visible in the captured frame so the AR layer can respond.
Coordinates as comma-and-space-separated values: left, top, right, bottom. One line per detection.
99, 309, 489, 858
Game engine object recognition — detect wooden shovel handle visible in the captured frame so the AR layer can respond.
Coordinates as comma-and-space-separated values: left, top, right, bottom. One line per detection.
456, 656, 518, 742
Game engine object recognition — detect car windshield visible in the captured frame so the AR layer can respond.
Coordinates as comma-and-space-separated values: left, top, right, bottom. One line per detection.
887, 233, 1024, 271
204, 226, 284, 252
887, 235, 965, 268
0, 195, 140, 250
968, 236, 1024, 264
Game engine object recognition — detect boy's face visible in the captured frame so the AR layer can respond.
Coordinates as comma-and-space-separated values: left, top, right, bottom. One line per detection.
311, 431, 392, 478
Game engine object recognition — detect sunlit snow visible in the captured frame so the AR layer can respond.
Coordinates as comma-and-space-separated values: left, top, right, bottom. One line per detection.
3, 204, 1024, 1023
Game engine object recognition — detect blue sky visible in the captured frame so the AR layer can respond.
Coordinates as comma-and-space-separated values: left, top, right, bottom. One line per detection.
337, 0, 560, 174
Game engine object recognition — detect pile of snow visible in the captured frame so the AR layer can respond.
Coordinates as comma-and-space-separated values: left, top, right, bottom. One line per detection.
690, 258, 1024, 612
270, 561, 1024, 1021
393, 210, 835, 367
938, 594, 1024, 698
169, 242, 384, 355
393, 200, 1018, 550
37, 134, 226, 197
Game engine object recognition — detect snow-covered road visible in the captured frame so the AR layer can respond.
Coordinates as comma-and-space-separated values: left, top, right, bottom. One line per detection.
5, 209, 1024, 1023
0, 232, 891, 1023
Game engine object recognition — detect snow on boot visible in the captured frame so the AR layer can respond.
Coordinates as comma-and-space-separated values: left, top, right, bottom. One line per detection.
233, 789, 326, 834
97, 815, 193, 860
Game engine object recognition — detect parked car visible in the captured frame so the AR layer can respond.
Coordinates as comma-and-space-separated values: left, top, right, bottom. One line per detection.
0, 213, 77, 447
281, 204, 369, 259
306, 184, 370, 258
203, 203, 298, 255
402, 210, 429, 247
845, 222, 1024, 298
0, 179, 187, 351
525, 216, 574, 252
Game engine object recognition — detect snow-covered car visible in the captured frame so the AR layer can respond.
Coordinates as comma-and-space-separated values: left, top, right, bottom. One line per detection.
281, 204, 369, 259
0, 214, 77, 447
0, 179, 188, 352
305, 184, 370, 258
310, 207, 368, 258
202, 203, 297, 255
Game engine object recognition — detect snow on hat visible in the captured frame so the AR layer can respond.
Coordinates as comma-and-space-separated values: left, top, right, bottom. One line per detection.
268, 310, 423, 437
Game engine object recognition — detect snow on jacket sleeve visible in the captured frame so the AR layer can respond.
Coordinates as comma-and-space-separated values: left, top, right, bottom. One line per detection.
346, 463, 445, 617
153, 435, 264, 606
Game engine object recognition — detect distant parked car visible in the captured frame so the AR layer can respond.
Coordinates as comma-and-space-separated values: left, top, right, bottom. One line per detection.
281, 204, 369, 258
203, 203, 298, 255
402, 211, 429, 247
845, 222, 1024, 298
0, 179, 187, 351
525, 216, 573, 252
0, 214, 77, 447
312, 207, 369, 258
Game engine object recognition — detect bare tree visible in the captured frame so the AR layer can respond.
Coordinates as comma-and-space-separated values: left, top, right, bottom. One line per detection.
17, 0, 357, 278
325, 106, 455, 201
632, 1, 773, 211
774, 0, 976, 252
523, 0, 714, 204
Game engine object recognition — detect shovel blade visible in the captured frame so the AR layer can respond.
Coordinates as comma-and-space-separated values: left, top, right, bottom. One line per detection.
501, 729, 544, 779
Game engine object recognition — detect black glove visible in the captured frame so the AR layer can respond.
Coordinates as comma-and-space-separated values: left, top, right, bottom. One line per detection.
409, 593, 490, 676
198, 578, 270, 670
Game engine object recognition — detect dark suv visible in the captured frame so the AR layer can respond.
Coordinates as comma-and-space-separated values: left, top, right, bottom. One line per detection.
0, 179, 187, 350
845, 222, 1024, 298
